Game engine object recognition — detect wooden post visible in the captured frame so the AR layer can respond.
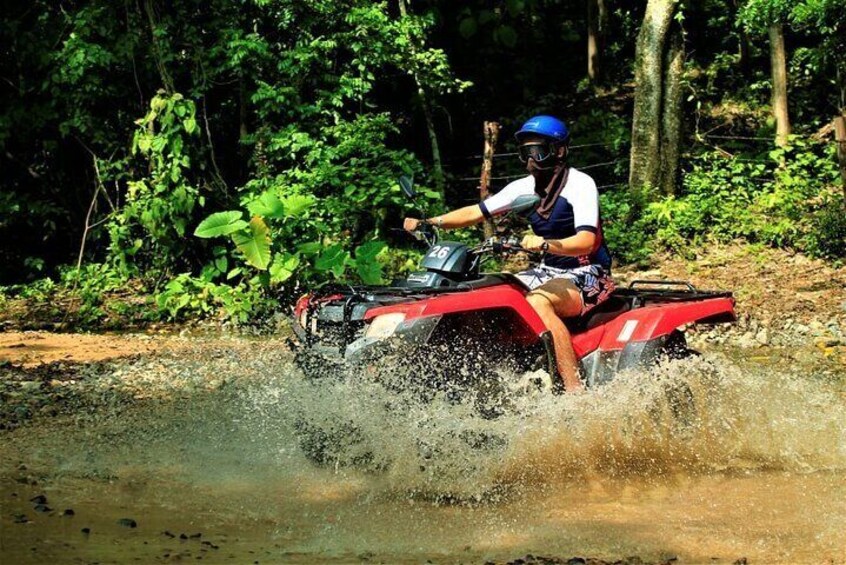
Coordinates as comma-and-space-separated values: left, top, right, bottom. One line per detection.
835, 116, 846, 199
479, 121, 500, 238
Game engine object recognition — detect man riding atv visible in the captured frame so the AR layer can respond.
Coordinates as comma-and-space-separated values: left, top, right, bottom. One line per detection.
403, 115, 615, 392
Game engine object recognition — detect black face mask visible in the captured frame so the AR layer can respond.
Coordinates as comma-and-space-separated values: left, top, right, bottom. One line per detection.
527, 158, 555, 183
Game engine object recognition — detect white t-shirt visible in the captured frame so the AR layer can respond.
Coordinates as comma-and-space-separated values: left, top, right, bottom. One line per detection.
480, 168, 600, 233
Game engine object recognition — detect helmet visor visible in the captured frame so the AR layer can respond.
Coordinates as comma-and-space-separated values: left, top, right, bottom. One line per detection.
518, 142, 555, 164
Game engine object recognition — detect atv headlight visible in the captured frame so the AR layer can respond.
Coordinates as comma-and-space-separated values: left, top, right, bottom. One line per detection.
365, 313, 406, 339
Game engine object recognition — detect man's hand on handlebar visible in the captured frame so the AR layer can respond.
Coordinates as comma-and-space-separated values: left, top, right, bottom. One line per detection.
521, 234, 546, 251
403, 217, 422, 232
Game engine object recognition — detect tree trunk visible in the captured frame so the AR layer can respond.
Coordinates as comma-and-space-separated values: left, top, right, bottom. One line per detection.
419, 95, 446, 199
738, 26, 751, 74
629, 0, 680, 194
398, 0, 446, 199
769, 23, 791, 146
142, 0, 174, 93
479, 122, 500, 238
587, 0, 600, 83
239, 73, 251, 179
835, 116, 846, 199
659, 27, 684, 195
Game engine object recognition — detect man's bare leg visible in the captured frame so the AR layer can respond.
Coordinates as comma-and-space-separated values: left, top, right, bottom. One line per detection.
525, 280, 584, 391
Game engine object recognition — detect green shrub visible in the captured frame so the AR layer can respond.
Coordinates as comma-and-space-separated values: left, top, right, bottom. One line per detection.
600, 187, 653, 265
155, 273, 272, 324
641, 138, 839, 254
803, 196, 846, 262
595, 139, 841, 266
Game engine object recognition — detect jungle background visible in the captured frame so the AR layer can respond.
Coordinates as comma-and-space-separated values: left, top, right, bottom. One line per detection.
1, 0, 845, 329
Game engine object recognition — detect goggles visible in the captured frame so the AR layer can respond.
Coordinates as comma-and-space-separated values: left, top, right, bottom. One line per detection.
518, 141, 556, 164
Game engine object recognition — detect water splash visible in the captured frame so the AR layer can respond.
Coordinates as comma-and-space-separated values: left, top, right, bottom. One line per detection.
243, 352, 846, 499
2, 344, 843, 563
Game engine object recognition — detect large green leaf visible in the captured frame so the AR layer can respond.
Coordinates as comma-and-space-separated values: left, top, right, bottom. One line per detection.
353, 241, 386, 284
351, 241, 384, 285
297, 241, 323, 255
355, 259, 383, 285
281, 194, 315, 217
355, 240, 386, 261
315, 244, 348, 278
194, 211, 248, 238
247, 191, 286, 218
231, 216, 272, 270
269, 252, 300, 284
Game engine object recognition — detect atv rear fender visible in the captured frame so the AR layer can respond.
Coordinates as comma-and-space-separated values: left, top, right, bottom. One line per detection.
595, 296, 736, 352
577, 296, 735, 386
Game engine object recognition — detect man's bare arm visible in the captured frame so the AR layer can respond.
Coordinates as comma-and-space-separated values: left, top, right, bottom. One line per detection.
403, 205, 485, 231
521, 231, 596, 255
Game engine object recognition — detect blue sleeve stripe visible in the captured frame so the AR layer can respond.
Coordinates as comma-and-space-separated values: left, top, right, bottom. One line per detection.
479, 202, 492, 220
575, 225, 598, 234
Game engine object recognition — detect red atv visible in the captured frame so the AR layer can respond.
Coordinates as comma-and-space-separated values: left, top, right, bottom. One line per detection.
289, 187, 736, 418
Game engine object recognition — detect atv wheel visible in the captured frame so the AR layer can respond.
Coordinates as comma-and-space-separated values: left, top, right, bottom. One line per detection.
662, 329, 700, 360
654, 330, 698, 431
293, 416, 386, 470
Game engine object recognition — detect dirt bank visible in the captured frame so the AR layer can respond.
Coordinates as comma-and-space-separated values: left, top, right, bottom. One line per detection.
618, 244, 846, 331
0, 332, 166, 367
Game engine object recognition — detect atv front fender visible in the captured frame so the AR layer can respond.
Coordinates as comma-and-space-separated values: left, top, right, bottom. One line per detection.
362, 284, 546, 342
344, 315, 442, 364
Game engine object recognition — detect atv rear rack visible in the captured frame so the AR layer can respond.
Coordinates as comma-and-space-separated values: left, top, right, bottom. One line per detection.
622, 279, 733, 306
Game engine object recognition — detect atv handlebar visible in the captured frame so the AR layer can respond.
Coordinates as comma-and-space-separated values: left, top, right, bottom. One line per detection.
402, 222, 438, 247
404, 225, 541, 260
473, 236, 542, 258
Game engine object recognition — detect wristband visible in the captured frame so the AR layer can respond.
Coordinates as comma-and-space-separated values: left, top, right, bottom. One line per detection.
541, 241, 550, 252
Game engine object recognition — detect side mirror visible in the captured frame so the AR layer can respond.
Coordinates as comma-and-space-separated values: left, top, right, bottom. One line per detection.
508, 194, 540, 217
398, 175, 416, 199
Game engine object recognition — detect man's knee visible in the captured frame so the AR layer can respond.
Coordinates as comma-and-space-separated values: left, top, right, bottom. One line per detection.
529, 286, 581, 318
526, 291, 555, 313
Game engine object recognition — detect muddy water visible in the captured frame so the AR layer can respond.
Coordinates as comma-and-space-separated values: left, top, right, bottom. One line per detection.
1, 348, 845, 564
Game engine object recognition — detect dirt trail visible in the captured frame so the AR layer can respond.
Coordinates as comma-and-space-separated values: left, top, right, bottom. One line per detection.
0, 332, 165, 367
617, 244, 846, 326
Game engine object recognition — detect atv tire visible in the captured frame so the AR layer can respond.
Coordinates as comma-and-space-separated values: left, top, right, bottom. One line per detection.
654, 330, 698, 431
293, 416, 386, 470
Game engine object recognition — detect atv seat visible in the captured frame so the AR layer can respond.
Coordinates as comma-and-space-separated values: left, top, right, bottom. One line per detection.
564, 293, 632, 333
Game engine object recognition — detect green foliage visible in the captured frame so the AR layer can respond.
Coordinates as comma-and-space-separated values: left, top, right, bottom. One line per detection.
108, 91, 203, 274
637, 139, 842, 258
61, 264, 133, 326
803, 195, 846, 262
3, 0, 844, 328
194, 211, 250, 238
599, 188, 654, 265
738, 0, 793, 32
1, 277, 58, 302
231, 217, 272, 271
155, 273, 270, 324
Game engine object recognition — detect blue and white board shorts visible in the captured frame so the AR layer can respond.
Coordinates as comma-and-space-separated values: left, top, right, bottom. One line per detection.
516, 264, 616, 315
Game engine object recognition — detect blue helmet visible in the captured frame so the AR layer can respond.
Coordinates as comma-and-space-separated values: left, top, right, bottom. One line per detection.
515, 115, 570, 144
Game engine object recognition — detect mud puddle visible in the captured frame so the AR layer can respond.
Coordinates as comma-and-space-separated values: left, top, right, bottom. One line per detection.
1, 342, 845, 564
